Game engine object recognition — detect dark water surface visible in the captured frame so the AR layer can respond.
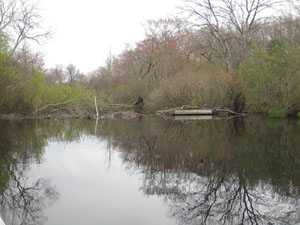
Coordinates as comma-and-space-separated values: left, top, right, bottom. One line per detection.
1, 116, 300, 225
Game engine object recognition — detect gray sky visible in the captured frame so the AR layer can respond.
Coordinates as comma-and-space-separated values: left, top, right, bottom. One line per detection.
37, 0, 182, 73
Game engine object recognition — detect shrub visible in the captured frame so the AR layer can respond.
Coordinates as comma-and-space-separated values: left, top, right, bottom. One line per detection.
150, 62, 243, 110
239, 39, 300, 113
269, 109, 284, 118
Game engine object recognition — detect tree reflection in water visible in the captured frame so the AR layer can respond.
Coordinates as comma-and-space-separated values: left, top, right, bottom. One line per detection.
0, 169, 58, 225
96, 116, 300, 225
1, 117, 300, 225
0, 120, 95, 225
161, 163, 300, 225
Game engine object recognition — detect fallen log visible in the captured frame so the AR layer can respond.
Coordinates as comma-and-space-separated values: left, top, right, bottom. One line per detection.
173, 109, 213, 115
157, 106, 243, 117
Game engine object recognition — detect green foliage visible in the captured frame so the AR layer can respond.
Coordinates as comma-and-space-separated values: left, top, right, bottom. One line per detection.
16, 70, 95, 115
269, 109, 284, 118
49, 84, 94, 104
26, 73, 48, 109
0, 34, 25, 113
239, 39, 300, 114
189, 91, 203, 106
0, 31, 9, 53
0, 28, 98, 116
298, 112, 300, 118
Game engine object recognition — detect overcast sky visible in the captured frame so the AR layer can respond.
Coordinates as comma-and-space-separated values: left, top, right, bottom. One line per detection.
36, 0, 182, 73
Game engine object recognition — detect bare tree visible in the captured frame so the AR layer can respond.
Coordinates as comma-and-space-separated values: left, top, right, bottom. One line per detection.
287, 0, 300, 15
65, 63, 84, 86
0, 0, 15, 31
49, 64, 65, 84
0, 0, 51, 55
180, 0, 281, 71
14, 44, 45, 78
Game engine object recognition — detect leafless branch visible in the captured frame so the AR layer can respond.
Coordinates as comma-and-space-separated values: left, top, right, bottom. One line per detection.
180, 0, 281, 70
0, 0, 52, 55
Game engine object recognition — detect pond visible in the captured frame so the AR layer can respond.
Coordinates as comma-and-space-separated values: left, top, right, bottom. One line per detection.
0, 116, 300, 225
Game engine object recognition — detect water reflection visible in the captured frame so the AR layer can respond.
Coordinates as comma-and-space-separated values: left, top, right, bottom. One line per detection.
0, 117, 300, 225
0, 120, 95, 225
96, 116, 300, 225
0, 171, 58, 225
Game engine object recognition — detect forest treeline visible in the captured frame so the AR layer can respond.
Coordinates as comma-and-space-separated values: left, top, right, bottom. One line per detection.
1, 0, 300, 118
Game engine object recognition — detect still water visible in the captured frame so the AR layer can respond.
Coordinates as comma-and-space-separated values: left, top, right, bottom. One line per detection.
0, 116, 300, 225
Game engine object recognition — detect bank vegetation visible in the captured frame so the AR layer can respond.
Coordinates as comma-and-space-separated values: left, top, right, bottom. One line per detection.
1, 0, 300, 119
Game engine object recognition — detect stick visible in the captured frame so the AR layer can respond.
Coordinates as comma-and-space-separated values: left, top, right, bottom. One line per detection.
28, 98, 90, 116
94, 96, 99, 119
